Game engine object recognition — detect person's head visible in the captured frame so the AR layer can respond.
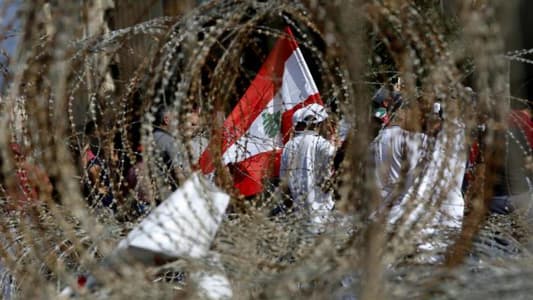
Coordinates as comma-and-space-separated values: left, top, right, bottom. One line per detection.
372, 86, 402, 126
372, 86, 402, 110
84, 121, 101, 152
85, 121, 97, 137
183, 109, 201, 137
292, 104, 329, 132
155, 106, 171, 128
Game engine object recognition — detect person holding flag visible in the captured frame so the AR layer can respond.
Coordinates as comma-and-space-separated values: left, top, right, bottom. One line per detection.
198, 26, 325, 197
280, 104, 336, 233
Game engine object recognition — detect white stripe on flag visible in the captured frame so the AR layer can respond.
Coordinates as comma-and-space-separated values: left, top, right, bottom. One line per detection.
280, 48, 319, 110
222, 95, 283, 164
222, 49, 319, 164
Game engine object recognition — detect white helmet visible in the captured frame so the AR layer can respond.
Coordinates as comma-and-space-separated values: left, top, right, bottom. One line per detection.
292, 103, 328, 126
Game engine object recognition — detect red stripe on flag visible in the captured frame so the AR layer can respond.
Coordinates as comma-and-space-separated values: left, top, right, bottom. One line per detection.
230, 150, 282, 196
199, 28, 299, 174
280, 93, 323, 143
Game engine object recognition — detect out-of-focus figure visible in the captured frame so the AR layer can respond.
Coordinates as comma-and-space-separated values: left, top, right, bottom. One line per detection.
82, 121, 115, 212
280, 104, 336, 233
153, 106, 185, 197
371, 84, 467, 261
491, 99, 533, 215
6, 143, 52, 211
398, 102, 466, 230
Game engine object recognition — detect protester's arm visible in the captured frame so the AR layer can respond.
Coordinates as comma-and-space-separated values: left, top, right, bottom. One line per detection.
317, 138, 337, 192
171, 149, 188, 184
88, 163, 107, 195
320, 137, 337, 160
88, 164, 100, 185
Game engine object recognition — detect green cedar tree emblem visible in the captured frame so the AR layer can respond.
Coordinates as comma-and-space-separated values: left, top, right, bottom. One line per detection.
262, 111, 281, 138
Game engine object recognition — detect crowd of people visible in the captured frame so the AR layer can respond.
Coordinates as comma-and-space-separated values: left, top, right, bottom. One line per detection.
0, 78, 531, 299
277, 79, 532, 256
2, 79, 531, 257
74, 107, 208, 219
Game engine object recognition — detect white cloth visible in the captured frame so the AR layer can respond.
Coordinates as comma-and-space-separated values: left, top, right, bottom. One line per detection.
280, 130, 336, 230
372, 126, 426, 204
116, 173, 230, 264
372, 123, 466, 229
337, 118, 351, 142
190, 253, 233, 300
372, 121, 467, 263
404, 121, 466, 229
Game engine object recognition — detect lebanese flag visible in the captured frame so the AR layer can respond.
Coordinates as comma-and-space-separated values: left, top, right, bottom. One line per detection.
198, 27, 323, 196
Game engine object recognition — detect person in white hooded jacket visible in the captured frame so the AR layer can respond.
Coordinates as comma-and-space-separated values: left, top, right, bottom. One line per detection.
280, 104, 336, 233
